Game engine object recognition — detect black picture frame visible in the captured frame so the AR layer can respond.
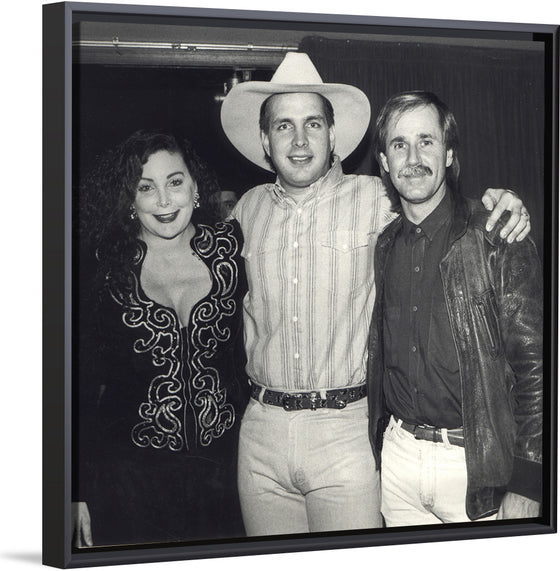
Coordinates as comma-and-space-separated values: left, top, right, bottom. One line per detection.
43, 1, 559, 568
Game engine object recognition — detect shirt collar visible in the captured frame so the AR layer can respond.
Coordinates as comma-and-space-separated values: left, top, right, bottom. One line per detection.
268, 155, 344, 202
402, 190, 453, 243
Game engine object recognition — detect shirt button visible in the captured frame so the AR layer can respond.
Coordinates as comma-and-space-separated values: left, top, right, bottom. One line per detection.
412, 305, 418, 312
297, 208, 303, 215
294, 353, 300, 359
293, 278, 299, 284
411, 345, 417, 353
293, 316, 298, 322
416, 227, 422, 234
293, 242, 299, 248
414, 266, 420, 273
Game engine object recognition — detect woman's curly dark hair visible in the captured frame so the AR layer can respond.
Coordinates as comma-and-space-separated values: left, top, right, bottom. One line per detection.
79, 129, 221, 288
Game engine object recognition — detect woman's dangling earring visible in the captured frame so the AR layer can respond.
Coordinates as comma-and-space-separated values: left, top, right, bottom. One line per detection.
193, 192, 200, 209
130, 205, 138, 220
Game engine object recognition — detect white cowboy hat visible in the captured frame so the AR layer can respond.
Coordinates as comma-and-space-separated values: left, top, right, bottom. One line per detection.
220, 52, 371, 172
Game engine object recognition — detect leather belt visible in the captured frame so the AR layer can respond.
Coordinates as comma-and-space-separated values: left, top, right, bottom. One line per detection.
250, 381, 367, 411
400, 420, 465, 447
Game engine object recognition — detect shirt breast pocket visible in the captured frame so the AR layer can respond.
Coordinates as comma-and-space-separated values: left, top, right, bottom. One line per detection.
317, 231, 373, 293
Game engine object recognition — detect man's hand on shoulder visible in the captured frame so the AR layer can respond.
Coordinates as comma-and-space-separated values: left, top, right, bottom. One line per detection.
481, 188, 531, 243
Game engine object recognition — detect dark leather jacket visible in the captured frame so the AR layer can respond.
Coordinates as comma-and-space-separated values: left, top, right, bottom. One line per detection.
367, 192, 543, 520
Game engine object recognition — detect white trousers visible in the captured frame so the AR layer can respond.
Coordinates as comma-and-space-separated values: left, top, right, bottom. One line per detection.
238, 397, 382, 536
381, 416, 497, 526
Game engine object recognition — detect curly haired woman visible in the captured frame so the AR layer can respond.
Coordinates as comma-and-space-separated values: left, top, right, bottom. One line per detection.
73, 130, 249, 547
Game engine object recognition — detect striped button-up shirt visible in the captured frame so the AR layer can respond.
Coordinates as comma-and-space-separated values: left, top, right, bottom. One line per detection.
232, 158, 395, 391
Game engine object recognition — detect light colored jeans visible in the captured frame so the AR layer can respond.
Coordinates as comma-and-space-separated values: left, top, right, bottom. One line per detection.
381, 416, 497, 526
238, 397, 382, 536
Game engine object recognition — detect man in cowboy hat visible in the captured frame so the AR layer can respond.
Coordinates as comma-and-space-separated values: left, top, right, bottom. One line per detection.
220, 52, 530, 536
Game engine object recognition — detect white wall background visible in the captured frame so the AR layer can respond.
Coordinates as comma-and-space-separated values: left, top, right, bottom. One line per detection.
1, 1, 557, 570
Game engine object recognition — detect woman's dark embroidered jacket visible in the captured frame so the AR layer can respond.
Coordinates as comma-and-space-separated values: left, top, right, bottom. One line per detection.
75, 220, 249, 505
367, 193, 543, 520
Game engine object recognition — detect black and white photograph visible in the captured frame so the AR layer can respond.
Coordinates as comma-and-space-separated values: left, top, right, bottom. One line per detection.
6, 0, 559, 570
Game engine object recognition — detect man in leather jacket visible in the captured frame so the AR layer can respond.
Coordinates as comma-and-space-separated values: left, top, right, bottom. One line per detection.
367, 90, 542, 525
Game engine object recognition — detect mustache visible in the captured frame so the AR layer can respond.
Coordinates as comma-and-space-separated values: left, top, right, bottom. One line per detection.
398, 164, 433, 178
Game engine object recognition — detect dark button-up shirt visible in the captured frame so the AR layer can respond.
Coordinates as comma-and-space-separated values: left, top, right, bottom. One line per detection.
383, 191, 462, 428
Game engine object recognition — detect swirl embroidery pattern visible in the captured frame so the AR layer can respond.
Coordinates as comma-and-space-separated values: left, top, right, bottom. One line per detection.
106, 224, 241, 452
188, 223, 239, 447
107, 265, 186, 452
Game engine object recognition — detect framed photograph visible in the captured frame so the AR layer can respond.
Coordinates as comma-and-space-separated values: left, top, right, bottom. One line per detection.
43, 1, 558, 568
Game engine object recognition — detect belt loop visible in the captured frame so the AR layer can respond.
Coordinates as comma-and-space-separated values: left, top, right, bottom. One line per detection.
441, 428, 452, 449
389, 416, 402, 438
256, 384, 265, 405
395, 417, 404, 438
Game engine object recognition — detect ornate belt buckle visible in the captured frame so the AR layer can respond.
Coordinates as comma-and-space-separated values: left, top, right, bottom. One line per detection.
282, 393, 293, 411
309, 391, 320, 410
